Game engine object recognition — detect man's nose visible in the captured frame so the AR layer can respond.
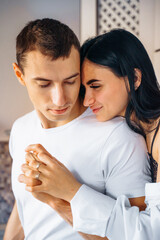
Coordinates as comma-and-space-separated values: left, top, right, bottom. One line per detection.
83, 89, 95, 107
51, 85, 67, 107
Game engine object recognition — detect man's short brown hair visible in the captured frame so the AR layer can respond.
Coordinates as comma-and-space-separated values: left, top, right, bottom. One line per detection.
16, 18, 80, 73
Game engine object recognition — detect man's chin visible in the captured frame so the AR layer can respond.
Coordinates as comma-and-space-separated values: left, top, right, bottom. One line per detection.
47, 110, 71, 123
49, 115, 69, 122
36, 109, 70, 128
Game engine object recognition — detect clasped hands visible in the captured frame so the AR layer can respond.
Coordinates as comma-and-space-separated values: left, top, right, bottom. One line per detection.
18, 144, 82, 203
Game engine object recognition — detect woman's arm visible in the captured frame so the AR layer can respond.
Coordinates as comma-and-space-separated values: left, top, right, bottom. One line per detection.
70, 183, 160, 240
70, 128, 160, 239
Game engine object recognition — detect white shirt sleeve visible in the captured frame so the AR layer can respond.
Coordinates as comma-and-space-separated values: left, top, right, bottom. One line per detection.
70, 183, 160, 239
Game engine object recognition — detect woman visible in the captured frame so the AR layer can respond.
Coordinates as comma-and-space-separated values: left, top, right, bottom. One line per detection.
80, 29, 160, 183
20, 29, 160, 239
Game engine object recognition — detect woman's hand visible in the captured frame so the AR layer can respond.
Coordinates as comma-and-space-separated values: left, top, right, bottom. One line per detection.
18, 144, 82, 202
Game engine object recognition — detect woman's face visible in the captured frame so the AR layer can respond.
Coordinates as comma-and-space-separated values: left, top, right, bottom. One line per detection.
82, 59, 129, 122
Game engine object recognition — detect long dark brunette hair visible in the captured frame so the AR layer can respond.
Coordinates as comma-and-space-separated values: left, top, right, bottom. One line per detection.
81, 29, 160, 136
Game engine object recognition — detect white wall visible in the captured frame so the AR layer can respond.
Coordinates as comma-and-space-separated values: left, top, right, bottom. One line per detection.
154, 0, 160, 82
81, 0, 160, 81
0, 0, 80, 140
80, 0, 97, 44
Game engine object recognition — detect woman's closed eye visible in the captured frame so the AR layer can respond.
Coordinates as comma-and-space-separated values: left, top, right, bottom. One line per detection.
90, 84, 101, 89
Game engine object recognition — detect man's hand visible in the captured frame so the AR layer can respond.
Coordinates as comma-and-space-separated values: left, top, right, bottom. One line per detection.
19, 144, 82, 202
19, 176, 108, 240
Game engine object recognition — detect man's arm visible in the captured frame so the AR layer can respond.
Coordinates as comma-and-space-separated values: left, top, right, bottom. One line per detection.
3, 201, 24, 240
22, 190, 108, 240
48, 196, 108, 240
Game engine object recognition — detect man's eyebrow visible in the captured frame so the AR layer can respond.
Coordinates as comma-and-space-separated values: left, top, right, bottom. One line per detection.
86, 79, 99, 85
32, 73, 80, 82
64, 73, 80, 80
32, 77, 51, 81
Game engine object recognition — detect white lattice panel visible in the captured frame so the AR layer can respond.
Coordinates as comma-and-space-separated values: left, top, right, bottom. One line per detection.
97, 0, 140, 36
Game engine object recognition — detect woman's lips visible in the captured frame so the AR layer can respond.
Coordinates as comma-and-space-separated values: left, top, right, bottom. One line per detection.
92, 107, 102, 114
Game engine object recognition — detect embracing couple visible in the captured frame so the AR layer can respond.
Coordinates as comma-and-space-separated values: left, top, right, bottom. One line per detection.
4, 18, 160, 240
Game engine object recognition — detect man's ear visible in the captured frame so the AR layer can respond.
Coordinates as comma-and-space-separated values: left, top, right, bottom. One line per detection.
12, 63, 26, 86
134, 68, 142, 90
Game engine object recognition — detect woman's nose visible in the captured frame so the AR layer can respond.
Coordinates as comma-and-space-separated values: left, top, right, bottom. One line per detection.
83, 90, 95, 107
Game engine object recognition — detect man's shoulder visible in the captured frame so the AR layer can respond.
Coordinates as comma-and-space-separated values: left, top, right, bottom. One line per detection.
100, 118, 146, 159
80, 111, 138, 141
81, 109, 124, 130
108, 117, 144, 141
82, 112, 127, 133
9, 111, 38, 156
92, 116, 145, 148
11, 110, 37, 132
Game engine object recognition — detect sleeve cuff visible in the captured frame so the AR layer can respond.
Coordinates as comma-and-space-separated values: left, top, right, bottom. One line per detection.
145, 182, 160, 208
70, 184, 116, 237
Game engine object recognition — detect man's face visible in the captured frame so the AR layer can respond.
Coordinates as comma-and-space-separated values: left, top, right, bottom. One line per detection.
14, 47, 81, 128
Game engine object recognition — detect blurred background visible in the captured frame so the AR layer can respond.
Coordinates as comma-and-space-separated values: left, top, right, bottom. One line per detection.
0, 0, 160, 238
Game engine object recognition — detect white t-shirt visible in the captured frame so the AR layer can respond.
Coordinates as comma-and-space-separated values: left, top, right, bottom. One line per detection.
9, 108, 151, 240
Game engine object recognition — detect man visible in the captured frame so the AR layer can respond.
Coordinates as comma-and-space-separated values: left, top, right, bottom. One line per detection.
4, 18, 150, 240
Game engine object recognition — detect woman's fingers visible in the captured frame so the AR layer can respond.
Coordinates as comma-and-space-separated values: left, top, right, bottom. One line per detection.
25, 152, 46, 168
18, 174, 41, 186
37, 152, 61, 167
25, 144, 63, 167
25, 153, 48, 173
21, 144, 81, 201
25, 144, 52, 158
21, 164, 44, 182
25, 184, 44, 193
25, 152, 35, 164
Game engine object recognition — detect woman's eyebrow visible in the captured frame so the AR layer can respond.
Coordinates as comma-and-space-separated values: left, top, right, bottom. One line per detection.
86, 79, 99, 85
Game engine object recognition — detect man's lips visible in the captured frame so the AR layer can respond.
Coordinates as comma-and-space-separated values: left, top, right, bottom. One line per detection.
49, 107, 69, 114
91, 106, 103, 114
